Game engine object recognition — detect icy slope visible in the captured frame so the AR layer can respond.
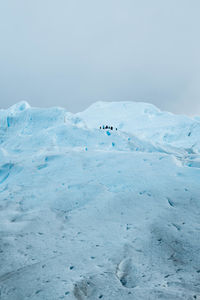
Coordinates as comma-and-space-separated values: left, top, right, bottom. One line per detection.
0, 101, 200, 300
77, 101, 200, 151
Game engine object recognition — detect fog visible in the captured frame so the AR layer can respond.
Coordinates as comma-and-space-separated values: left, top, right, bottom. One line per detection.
0, 0, 200, 115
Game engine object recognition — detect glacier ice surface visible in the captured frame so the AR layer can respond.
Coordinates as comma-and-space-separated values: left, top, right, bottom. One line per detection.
0, 101, 200, 299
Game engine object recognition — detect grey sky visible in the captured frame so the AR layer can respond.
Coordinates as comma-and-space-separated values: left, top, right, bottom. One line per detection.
0, 0, 200, 115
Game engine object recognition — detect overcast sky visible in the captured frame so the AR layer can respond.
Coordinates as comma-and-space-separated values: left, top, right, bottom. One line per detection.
0, 0, 200, 115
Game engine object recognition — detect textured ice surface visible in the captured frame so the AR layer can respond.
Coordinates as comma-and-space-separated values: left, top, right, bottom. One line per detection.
0, 101, 200, 299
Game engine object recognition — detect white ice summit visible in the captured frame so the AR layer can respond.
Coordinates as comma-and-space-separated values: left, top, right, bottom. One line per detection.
0, 101, 200, 299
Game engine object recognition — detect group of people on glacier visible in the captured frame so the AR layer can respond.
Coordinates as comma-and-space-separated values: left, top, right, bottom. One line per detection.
99, 125, 117, 130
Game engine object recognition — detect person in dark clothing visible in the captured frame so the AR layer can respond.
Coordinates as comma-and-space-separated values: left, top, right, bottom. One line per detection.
111, 126, 113, 130
105, 125, 108, 129
100, 126, 101, 129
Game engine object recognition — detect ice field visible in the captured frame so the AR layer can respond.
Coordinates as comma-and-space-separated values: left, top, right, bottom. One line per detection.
0, 101, 200, 299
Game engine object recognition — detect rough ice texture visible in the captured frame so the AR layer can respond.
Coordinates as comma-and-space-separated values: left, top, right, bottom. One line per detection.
0, 101, 200, 299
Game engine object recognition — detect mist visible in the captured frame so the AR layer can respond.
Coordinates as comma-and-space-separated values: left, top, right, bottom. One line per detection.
0, 0, 200, 115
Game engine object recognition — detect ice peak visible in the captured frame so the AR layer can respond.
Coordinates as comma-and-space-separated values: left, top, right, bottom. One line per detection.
8, 101, 30, 113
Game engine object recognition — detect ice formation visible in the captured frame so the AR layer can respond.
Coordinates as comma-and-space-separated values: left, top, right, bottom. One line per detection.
0, 101, 200, 299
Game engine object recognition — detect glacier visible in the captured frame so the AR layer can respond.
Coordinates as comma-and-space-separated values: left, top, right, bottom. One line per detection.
0, 101, 200, 299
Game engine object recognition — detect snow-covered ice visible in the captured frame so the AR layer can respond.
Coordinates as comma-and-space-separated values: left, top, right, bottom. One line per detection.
0, 101, 200, 299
